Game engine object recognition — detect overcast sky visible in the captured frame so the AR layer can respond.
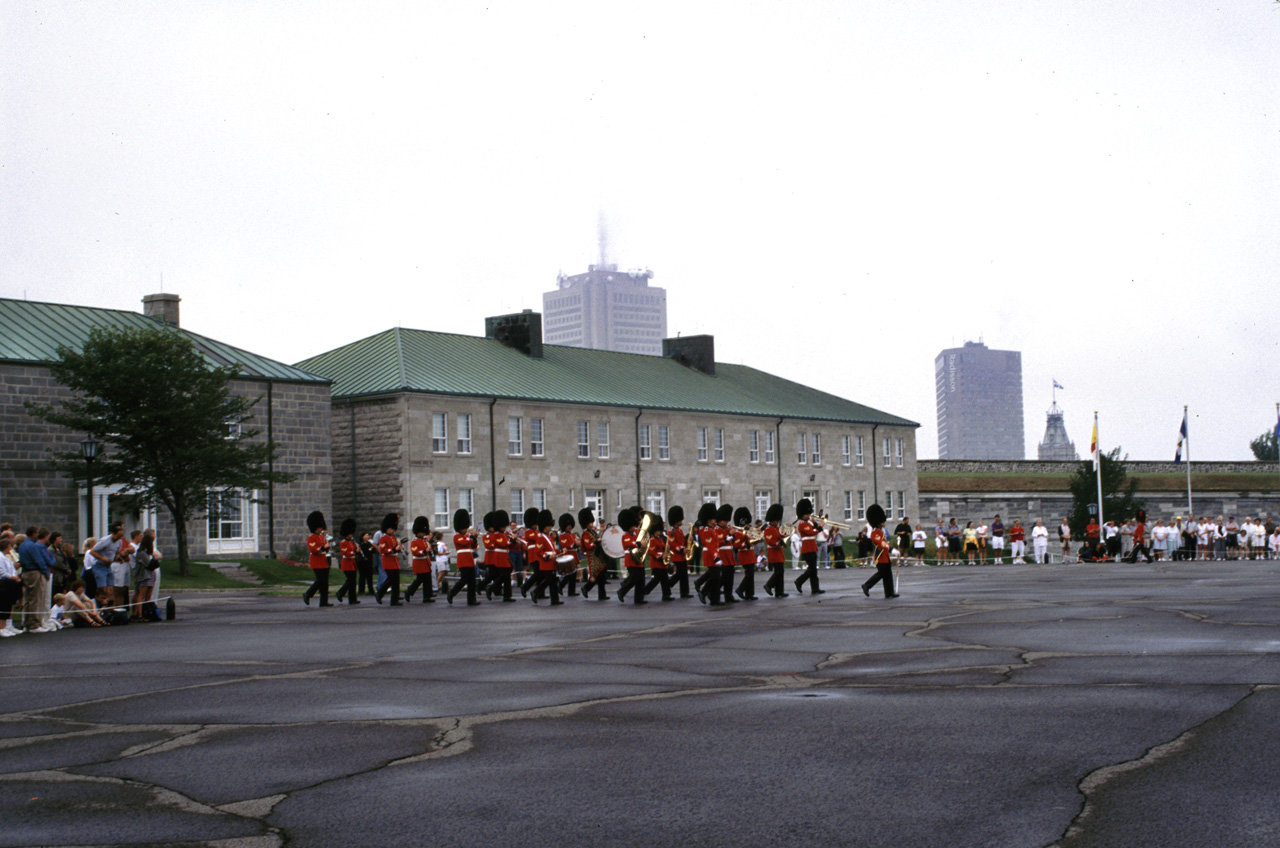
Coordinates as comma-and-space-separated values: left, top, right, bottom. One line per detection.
4, 1, 1277, 461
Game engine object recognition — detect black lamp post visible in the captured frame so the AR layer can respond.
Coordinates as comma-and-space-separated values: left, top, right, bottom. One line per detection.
80, 437, 101, 538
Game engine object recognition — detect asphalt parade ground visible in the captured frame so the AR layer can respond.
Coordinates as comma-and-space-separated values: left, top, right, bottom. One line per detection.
3, 559, 1279, 848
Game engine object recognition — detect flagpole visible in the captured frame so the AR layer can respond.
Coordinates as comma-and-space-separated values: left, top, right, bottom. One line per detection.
1184, 405, 1192, 515
1094, 411, 1104, 530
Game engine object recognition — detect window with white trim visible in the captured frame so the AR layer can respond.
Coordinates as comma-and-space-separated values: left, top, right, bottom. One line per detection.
843, 491, 854, 522
797, 433, 807, 464
207, 489, 258, 554
459, 488, 474, 516
657, 425, 670, 460
457, 413, 472, 455
530, 418, 544, 457
533, 489, 547, 510
855, 435, 864, 467
883, 437, 892, 468
577, 421, 589, 458
697, 427, 708, 462
898, 490, 906, 518
755, 490, 771, 521
713, 427, 725, 462
434, 488, 449, 530
749, 430, 760, 463
764, 431, 775, 464
585, 489, 605, 516
639, 424, 651, 460
597, 421, 610, 459
857, 490, 866, 521
811, 434, 821, 466
510, 489, 524, 516
841, 435, 851, 466
432, 413, 447, 453
703, 488, 721, 508
895, 438, 905, 467
646, 490, 665, 516
508, 417, 522, 456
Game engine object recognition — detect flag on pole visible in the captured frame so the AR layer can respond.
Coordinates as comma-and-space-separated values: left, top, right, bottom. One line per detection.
1273, 409, 1280, 445
1090, 419, 1098, 459
1053, 379, 1064, 390
1175, 412, 1188, 464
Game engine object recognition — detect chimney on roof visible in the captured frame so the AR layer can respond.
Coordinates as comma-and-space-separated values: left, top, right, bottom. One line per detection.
143, 293, 181, 327
663, 334, 715, 376
485, 309, 543, 358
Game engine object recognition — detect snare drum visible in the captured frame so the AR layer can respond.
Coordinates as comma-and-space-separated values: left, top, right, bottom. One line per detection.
555, 553, 577, 575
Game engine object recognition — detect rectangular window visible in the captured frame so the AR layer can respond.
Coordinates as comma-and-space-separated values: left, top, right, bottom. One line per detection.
797, 433, 807, 464
896, 438, 905, 467
207, 489, 247, 540
459, 488, 474, 516
568, 490, 575, 509
898, 490, 907, 518
639, 423, 651, 460
657, 424, 670, 460
432, 413, 447, 453
764, 431, 775, 464
577, 421, 590, 458
646, 489, 665, 517
433, 488, 450, 531
457, 413, 472, 455
841, 435, 851, 467
886, 491, 896, 518
857, 491, 866, 521
843, 491, 854, 522
713, 427, 725, 462
597, 421, 610, 459
703, 488, 721, 508
510, 489, 525, 517
855, 435, 864, 467
530, 418, 544, 457
585, 489, 605, 516
811, 433, 821, 466
883, 437, 892, 468
697, 427, 708, 462
508, 416, 522, 456
533, 489, 547, 510
749, 430, 760, 463
754, 490, 771, 522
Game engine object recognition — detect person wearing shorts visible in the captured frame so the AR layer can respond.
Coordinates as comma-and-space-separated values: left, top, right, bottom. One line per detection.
946, 519, 962, 560
990, 515, 1005, 564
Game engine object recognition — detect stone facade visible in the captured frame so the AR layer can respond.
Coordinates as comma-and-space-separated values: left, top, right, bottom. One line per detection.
330, 391, 919, 532
0, 362, 331, 559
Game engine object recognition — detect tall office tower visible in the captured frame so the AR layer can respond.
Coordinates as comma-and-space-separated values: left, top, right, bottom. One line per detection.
542, 264, 668, 355
1037, 401, 1079, 461
934, 341, 1025, 459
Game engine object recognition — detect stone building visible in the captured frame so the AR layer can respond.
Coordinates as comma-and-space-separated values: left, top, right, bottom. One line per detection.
296, 314, 919, 534
0, 294, 332, 558
1037, 401, 1079, 461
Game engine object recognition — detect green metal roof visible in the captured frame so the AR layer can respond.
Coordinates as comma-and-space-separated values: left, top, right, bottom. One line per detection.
0, 297, 329, 384
296, 327, 918, 427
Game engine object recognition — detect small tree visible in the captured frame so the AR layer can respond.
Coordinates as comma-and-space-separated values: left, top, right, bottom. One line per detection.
1250, 430, 1278, 462
27, 326, 295, 575
1067, 447, 1145, 539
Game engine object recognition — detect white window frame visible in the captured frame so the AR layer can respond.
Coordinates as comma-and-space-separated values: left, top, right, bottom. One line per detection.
657, 425, 670, 461
585, 489, 605, 516
697, 427, 709, 462
530, 418, 544, 457
883, 437, 892, 468
206, 489, 259, 554
843, 491, 854, 522
510, 488, 525, 516
646, 489, 665, 516
434, 488, 450, 530
508, 416, 522, 457
533, 489, 547, 510
896, 438, 905, 467
811, 433, 821, 466
885, 491, 895, 517
754, 490, 771, 522
898, 490, 907, 518
597, 421, 610, 459
841, 435, 851, 467
855, 435, 864, 467
639, 423, 651, 461
703, 488, 721, 508
432, 413, 448, 454
797, 433, 807, 465
857, 490, 866, 521
764, 431, 775, 464
749, 430, 760, 463
457, 413, 472, 455
459, 488, 474, 516
713, 427, 725, 462
577, 421, 590, 458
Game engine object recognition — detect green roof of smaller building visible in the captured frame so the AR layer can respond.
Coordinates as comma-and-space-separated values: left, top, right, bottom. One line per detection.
0, 297, 328, 384
296, 327, 918, 427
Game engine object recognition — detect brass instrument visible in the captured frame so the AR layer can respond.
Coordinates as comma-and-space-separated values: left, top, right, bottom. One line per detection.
740, 525, 764, 544
628, 510, 660, 561
819, 518, 853, 531
684, 527, 699, 561
778, 523, 796, 537
662, 533, 674, 567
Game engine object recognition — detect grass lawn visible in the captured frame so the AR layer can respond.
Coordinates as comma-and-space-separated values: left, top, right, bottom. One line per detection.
160, 559, 316, 591
159, 562, 258, 590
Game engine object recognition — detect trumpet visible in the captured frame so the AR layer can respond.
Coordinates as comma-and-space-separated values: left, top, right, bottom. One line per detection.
819, 518, 853, 531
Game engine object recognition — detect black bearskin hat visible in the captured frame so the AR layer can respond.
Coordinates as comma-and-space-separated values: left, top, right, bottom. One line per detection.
696, 502, 718, 526
381, 513, 399, 533
668, 505, 684, 525
866, 503, 887, 528
796, 498, 814, 519
538, 509, 554, 530
1135, 508, 1146, 523
306, 510, 326, 533
559, 512, 575, 531
494, 510, 510, 529
412, 515, 430, 536
618, 508, 638, 532
453, 508, 470, 534
339, 518, 357, 538
578, 507, 595, 528
716, 504, 733, 524
482, 512, 495, 533
650, 515, 665, 534
524, 507, 540, 529
733, 506, 752, 527
765, 503, 784, 524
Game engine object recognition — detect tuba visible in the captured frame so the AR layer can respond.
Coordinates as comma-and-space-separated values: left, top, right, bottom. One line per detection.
629, 510, 660, 561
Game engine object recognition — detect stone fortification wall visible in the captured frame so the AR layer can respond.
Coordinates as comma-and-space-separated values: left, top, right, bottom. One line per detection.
919, 459, 1279, 475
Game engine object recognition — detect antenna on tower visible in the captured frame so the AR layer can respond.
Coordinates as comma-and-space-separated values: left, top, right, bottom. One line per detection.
597, 210, 610, 268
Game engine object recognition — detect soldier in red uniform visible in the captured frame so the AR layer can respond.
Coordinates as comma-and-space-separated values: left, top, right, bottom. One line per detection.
530, 510, 563, 605
447, 509, 481, 605
557, 512, 580, 598
478, 512, 496, 599
733, 507, 759, 601
694, 503, 721, 605
485, 510, 515, 602
762, 504, 789, 597
793, 498, 826, 595
860, 504, 899, 599
578, 508, 610, 601
334, 518, 360, 605
667, 505, 692, 599
303, 510, 333, 607
643, 515, 673, 601
714, 504, 738, 604
518, 508, 541, 599
615, 508, 648, 605
375, 514, 403, 605
404, 516, 436, 603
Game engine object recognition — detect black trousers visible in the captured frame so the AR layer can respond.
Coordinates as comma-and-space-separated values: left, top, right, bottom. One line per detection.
405, 573, 435, 601
796, 551, 820, 592
701, 566, 722, 604
532, 569, 561, 603
671, 562, 691, 597
644, 568, 672, 600
617, 566, 647, 603
735, 561, 755, 599
304, 568, 330, 605
558, 569, 578, 596
862, 561, 896, 597
376, 570, 401, 604
335, 571, 359, 603
357, 562, 375, 594
763, 562, 787, 596
448, 565, 478, 604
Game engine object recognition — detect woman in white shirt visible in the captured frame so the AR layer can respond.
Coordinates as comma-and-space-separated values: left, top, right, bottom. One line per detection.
1031, 520, 1050, 564
912, 525, 928, 566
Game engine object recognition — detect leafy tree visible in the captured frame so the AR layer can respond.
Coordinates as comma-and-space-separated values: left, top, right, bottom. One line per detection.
1250, 429, 1278, 462
1067, 447, 1145, 539
26, 326, 294, 575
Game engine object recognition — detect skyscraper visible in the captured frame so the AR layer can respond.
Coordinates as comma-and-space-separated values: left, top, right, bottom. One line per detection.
934, 341, 1024, 459
541, 264, 667, 355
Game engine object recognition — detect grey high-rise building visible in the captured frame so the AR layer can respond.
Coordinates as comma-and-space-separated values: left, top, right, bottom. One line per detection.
934, 341, 1025, 459
542, 264, 667, 355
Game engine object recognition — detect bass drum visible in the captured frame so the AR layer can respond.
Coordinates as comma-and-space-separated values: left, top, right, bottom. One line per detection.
600, 525, 626, 559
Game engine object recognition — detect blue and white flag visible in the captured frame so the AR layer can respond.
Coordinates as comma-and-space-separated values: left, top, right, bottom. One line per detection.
1174, 412, 1188, 464
1053, 379, 1064, 390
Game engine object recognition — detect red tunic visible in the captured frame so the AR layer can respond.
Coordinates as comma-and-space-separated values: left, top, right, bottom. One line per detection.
410, 537, 432, 574
485, 531, 510, 568
339, 539, 357, 572
580, 527, 597, 557
453, 532, 477, 568
734, 528, 754, 566
698, 526, 719, 568
669, 526, 687, 564
870, 527, 892, 565
763, 525, 786, 564
717, 525, 734, 567
536, 532, 557, 571
622, 530, 642, 569
797, 520, 819, 554
307, 532, 329, 570
648, 534, 668, 570
558, 531, 579, 565
378, 533, 400, 571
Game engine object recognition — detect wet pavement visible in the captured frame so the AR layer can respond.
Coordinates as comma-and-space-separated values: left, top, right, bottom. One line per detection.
2, 560, 1278, 848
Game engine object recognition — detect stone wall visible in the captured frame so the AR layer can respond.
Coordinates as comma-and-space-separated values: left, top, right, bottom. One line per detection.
331, 396, 404, 533
919, 459, 1279, 475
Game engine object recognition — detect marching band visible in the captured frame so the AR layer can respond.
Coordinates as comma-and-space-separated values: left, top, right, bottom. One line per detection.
302, 497, 902, 612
